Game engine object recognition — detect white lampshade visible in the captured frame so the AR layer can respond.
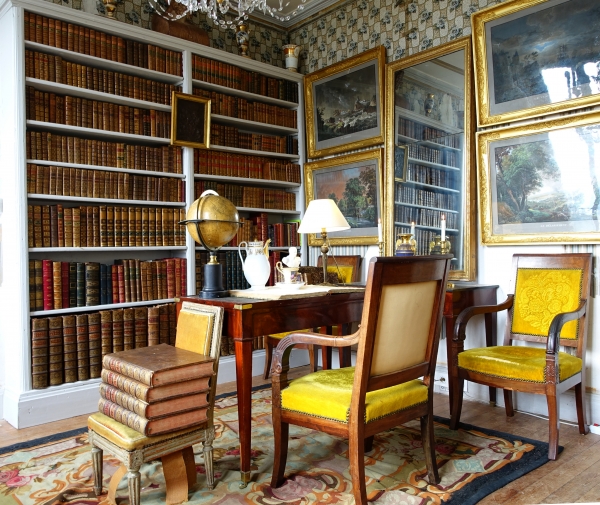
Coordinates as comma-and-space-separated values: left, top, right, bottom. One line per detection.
298, 199, 350, 234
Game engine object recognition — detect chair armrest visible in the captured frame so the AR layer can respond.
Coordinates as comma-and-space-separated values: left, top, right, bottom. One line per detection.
454, 295, 514, 342
547, 300, 587, 354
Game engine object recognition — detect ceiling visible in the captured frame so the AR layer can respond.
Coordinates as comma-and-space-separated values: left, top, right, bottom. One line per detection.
255, 0, 340, 29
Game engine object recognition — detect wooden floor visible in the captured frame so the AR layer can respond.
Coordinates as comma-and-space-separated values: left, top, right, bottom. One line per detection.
1, 368, 599, 504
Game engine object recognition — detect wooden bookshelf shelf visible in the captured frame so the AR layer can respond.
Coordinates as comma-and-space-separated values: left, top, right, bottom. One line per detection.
211, 114, 298, 136
28, 194, 186, 206
406, 156, 461, 172
395, 201, 459, 213
210, 144, 299, 160
236, 207, 300, 215
27, 160, 185, 179
30, 298, 177, 316
193, 173, 299, 188
29, 246, 187, 252
192, 79, 298, 108
403, 181, 460, 194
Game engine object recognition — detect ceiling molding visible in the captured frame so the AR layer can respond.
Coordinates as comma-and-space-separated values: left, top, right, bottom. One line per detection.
250, 0, 342, 31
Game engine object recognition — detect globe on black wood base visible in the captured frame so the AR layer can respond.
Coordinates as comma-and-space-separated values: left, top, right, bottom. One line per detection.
198, 255, 229, 299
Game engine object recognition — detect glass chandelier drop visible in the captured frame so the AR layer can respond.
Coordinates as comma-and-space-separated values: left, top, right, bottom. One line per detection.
151, 0, 307, 27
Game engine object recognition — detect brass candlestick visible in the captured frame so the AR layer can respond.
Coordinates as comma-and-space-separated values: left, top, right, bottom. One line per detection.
429, 235, 451, 255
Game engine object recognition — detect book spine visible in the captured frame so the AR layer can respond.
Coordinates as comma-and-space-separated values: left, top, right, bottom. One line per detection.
147, 305, 160, 346
62, 314, 77, 383
100, 368, 150, 402
88, 312, 101, 378
48, 315, 64, 386
134, 306, 148, 349
100, 310, 113, 359
42, 259, 54, 310
99, 382, 148, 417
76, 313, 90, 381
98, 397, 149, 435
85, 262, 100, 306
31, 317, 49, 389
112, 307, 124, 353
122, 307, 135, 351
52, 261, 62, 309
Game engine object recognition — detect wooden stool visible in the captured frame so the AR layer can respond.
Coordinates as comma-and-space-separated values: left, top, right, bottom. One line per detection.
88, 412, 215, 505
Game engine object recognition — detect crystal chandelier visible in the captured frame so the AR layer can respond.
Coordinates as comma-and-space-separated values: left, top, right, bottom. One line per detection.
151, 0, 307, 27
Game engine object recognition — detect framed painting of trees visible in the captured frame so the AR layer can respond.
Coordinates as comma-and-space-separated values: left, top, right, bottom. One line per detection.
304, 46, 385, 159
478, 109, 600, 244
304, 149, 383, 246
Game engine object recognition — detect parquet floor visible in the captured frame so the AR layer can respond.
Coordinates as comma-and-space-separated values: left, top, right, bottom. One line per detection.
1, 367, 598, 504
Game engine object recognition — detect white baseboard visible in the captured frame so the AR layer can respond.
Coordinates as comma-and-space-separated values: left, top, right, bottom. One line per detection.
1, 349, 310, 429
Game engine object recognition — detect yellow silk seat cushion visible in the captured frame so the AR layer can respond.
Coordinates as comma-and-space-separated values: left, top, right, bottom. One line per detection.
458, 346, 582, 383
88, 412, 207, 451
281, 367, 427, 424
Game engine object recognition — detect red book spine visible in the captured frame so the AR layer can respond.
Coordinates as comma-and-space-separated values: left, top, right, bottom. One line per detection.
174, 257, 182, 297
61, 261, 69, 308
181, 258, 187, 296
111, 265, 119, 304
117, 264, 125, 303
42, 259, 54, 310
165, 258, 175, 299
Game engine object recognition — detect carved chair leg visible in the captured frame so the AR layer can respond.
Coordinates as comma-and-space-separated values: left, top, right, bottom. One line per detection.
574, 382, 589, 435
263, 339, 274, 380
504, 389, 515, 417
127, 469, 141, 505
308, 345, 318, 373
271, 410, 289, 488
349, 431, 367, 505
364, 435, 374, 453
449, 377, 464, 430
203, 439, 215, 490
547, 392, 560, 460
421, 413, 440, 485
91, 446, 104, 496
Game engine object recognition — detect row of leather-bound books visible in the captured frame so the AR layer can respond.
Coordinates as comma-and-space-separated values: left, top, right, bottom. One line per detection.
226, 216, 299, 248
27, 131, 183, 174
26, 87, 172, 139
29, 257, 188, 312
27, 164, 185, 203
30, 302, 178, 389
394, 206, 458, 230
191, 54, 298, 103
193, 88, 297, 129
24, 12, 183, 76
194, 181, 296, 211
193, 149, 300, 183
28, 204, 186, 249
26, 49, 181, 106
210, 124, 297, 155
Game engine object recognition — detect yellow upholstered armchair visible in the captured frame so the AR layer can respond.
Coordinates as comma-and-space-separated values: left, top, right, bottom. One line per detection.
270, 255, 452, 504
449, 253, 592, 460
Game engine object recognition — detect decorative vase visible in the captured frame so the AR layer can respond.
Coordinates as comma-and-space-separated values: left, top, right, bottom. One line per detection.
236, 24, 250, 58
424, 93, 435, 116
395, 233, 416, 256
282, 44, 301, 72
102, 0, 116, 18
238, 240, 271, 289
429, 235, 451, 255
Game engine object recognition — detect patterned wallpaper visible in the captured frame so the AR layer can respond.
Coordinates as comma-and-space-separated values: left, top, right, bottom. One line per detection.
43, 0, 505, 73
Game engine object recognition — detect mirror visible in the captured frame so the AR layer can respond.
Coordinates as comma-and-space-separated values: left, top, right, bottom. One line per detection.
384, 37, 477, 280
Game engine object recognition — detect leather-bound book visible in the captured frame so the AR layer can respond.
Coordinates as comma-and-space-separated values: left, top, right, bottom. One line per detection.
100, 310, 113, 359
76, 313, 90, 381
102, 343, 214, 387
52, 261, 63, 310
167, 302, 176, 345
158, 304, 169, 345
101, 369, 211, 402
98, 397, 208, 436
173, 257, 182, 297
112, 308, 124, 353
42, 205, 51, 247
48, 315, 64, 386
99, 383, 209, 419
33, 205, 43, 248
42, 259, 54, 311
85, 262, 100, 306
100, 263, 108, 305
88, 312, 101, 378
29, 260, 36, 312
34, 259, 43, 311
68, 262, 77, 308
62, 314, 77, 383
72, 207, 81, 247
165, 258, 175, 299
113, 206, 122, 247
79, 205, 87, 247
31, 317, 49, 389
134, 306, 148, 348
123, 307, 135, 350
106, 206, 115, 247
63, 207, 73, 247
59, 261, 69, 309
49, 204, 58, 247
76, 262, 85, 307
147, 305, 160, 346
135, 259, 142, 302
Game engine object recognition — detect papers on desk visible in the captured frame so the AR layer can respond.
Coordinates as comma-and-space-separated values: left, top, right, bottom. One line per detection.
228, 285, 365, 300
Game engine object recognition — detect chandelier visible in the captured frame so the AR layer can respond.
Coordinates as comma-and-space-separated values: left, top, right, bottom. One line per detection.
150, 0, 307, 27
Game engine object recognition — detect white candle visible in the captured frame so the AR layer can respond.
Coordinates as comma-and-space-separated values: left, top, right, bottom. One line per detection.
410, 221, 415, 237
440, 214, 446, 242
377, 218, 383, 242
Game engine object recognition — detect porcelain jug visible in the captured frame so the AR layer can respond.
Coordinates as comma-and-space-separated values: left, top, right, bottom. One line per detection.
238, 239, 271, 289
283, 44, 301, 72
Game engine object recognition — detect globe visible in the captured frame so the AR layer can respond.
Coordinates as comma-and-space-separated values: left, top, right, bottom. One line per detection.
184, 190, 240, 251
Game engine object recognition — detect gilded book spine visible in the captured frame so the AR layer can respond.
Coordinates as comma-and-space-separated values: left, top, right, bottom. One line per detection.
98, 397, 149, 435
88, 312, 101, 379
31, 317, 49, 389
99, 382, 148, 417
100, 368, 151, 402
48, 315, 64, 386
62, 314, 77, 383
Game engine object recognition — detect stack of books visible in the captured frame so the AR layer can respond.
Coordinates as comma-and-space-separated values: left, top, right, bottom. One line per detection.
98, 343, 214, 436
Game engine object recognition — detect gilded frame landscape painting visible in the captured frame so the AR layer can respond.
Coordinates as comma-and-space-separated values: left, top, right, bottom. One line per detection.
478, 110, 600, 245
473, 0, 600, 127
304, 46, 385, 159
304, 149, 383, 246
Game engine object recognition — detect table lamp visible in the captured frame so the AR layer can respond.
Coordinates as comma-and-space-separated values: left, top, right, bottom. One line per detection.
298, 199, 350, 284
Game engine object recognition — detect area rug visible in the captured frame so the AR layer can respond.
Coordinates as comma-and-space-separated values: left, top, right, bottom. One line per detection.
0, 387, 556, 505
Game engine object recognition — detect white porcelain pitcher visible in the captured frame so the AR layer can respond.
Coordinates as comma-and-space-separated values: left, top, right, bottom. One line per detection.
238, 239, 271, 289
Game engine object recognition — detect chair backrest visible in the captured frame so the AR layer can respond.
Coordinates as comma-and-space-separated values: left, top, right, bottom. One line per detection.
506, 254, 592, 356
352, 256, 451, 405
317, 255, 362, 283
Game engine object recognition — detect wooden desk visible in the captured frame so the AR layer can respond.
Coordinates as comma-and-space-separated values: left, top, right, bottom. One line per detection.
444, 283, 499, 409
176, 293, 365, 486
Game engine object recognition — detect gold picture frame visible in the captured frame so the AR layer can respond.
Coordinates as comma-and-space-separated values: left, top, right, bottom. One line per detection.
170, 92, 211, 149
478, 109, 600, 245
384, 36, 477, 280
473, 0, 600, 127
304, 149, 383, 246
304, 46, 385, 159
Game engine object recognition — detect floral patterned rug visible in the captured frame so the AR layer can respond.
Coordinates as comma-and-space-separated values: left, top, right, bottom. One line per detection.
0, 388, 553, 505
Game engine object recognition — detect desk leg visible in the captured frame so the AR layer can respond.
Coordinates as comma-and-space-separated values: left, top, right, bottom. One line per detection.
444, 316, 455, 412
234, 337, 253, 488
484, 312, 497, 405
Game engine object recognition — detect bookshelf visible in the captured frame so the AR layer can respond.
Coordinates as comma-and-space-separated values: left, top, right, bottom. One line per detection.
0, 0, 305, 427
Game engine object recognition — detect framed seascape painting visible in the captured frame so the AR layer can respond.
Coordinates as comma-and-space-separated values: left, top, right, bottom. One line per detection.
304, 46, 385, 159
170, 92, 211, 149
304, 149, 383, 246
478, 110, 600, 244
472, 0, 600, 127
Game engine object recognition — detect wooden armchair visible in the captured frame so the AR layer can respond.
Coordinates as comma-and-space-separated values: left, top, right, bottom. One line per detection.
262, 255, 362, 379
449, 253, 592, 460
270, 255, 452, 504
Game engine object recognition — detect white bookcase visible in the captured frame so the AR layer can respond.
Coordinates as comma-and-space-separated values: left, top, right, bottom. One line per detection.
0, 0, 306, 427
